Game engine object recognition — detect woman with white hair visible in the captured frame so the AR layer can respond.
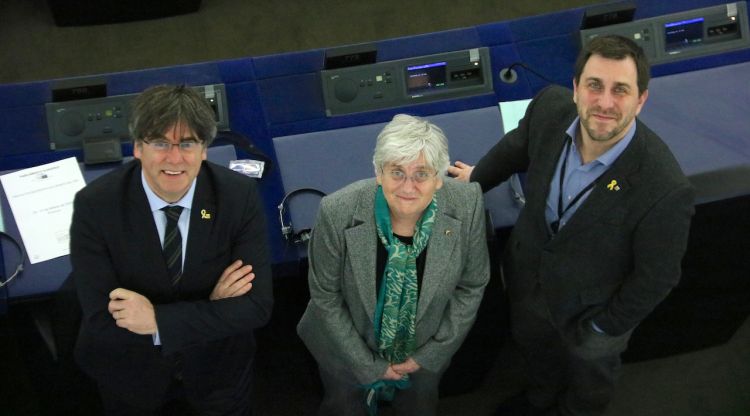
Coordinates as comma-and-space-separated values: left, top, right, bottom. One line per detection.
297, 114, 490, 415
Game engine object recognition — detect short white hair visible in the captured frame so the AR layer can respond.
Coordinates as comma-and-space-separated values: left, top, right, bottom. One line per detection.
372, 114, 450, 175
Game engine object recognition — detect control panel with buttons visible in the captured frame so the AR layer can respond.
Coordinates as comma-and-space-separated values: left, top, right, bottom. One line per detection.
45, 83, 230, 150
321, 48, 493, 116
580, 2, 749, 65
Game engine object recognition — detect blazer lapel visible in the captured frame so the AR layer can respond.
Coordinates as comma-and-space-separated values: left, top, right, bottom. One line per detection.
417, 206, 460, 323
528, 131, 569, 236
183, 168, 216, 279
344, 187, 378, 320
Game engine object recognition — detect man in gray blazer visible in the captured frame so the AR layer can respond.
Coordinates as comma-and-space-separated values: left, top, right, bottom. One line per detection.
449, 35, 694, 415
298, 114, 490, 415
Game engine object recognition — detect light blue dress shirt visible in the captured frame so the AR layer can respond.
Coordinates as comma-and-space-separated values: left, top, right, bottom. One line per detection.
544, 117, 636, 230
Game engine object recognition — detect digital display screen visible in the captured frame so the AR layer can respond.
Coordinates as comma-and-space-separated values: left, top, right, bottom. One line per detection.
406, 62, 447, 94
665, 18, 704, 52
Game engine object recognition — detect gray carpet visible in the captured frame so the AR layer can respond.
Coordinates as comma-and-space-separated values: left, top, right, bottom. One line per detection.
0, 0, 602, 84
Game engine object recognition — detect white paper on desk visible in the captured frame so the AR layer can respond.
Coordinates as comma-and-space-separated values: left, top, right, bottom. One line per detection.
0, 157, 85, 264
499, 99, 532, 134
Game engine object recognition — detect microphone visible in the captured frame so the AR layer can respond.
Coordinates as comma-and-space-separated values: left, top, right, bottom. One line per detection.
498, 62, 557, 85
499, 67, 518, 84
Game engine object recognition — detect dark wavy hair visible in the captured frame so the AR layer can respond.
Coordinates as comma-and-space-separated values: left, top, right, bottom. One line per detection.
129, 84, 217, 145
574, 34, 650, 95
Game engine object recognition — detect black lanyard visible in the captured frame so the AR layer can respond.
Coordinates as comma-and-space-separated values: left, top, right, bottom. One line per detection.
550, 138, 604, 234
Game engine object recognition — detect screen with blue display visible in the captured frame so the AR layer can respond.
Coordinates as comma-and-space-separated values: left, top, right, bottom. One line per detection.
406, 62, 447, 94
665, 18, 705, 52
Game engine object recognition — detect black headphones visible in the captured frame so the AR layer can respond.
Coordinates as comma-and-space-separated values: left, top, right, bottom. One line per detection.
0, 231, 27, 289
277, 188, 327, 245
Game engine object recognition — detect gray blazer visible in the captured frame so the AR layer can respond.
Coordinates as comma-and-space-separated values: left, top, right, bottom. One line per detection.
297, 177, 490, 384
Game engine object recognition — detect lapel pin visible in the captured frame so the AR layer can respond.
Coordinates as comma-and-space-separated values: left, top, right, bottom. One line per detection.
200, 209, 211, 219
445, 229, 452, 236
606, 180, 620, 191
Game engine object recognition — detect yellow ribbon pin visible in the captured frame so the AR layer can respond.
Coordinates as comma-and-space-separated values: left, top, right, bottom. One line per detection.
606, 180, 620, 191
201, 209, 211, 219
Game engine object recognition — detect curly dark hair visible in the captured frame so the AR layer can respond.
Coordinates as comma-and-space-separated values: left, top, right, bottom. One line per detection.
574, 35, 650, 95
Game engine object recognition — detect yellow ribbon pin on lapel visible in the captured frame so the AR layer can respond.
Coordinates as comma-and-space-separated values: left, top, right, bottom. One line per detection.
606, 180, 620, 191
201, 209, 211, 219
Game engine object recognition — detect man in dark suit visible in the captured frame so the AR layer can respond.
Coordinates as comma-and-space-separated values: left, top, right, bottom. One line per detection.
449, 35, 694, 415
71, 85, 272, 415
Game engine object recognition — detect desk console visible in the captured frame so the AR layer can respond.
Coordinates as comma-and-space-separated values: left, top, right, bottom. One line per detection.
581, 2, 750, 64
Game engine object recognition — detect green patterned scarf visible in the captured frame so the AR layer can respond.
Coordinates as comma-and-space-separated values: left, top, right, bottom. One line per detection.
364, 185, 437, 415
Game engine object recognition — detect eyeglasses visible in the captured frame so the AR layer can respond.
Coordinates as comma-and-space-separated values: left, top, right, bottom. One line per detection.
142, 139, 204, 153
386, 169, 438, 184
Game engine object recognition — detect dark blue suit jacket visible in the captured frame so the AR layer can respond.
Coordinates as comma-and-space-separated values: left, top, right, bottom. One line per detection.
472, 85, 694, 337
71, 160, 272, 407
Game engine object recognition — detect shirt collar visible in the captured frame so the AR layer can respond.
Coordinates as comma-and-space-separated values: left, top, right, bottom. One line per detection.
141, 171, 197, 213
565, 116, 637, 167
